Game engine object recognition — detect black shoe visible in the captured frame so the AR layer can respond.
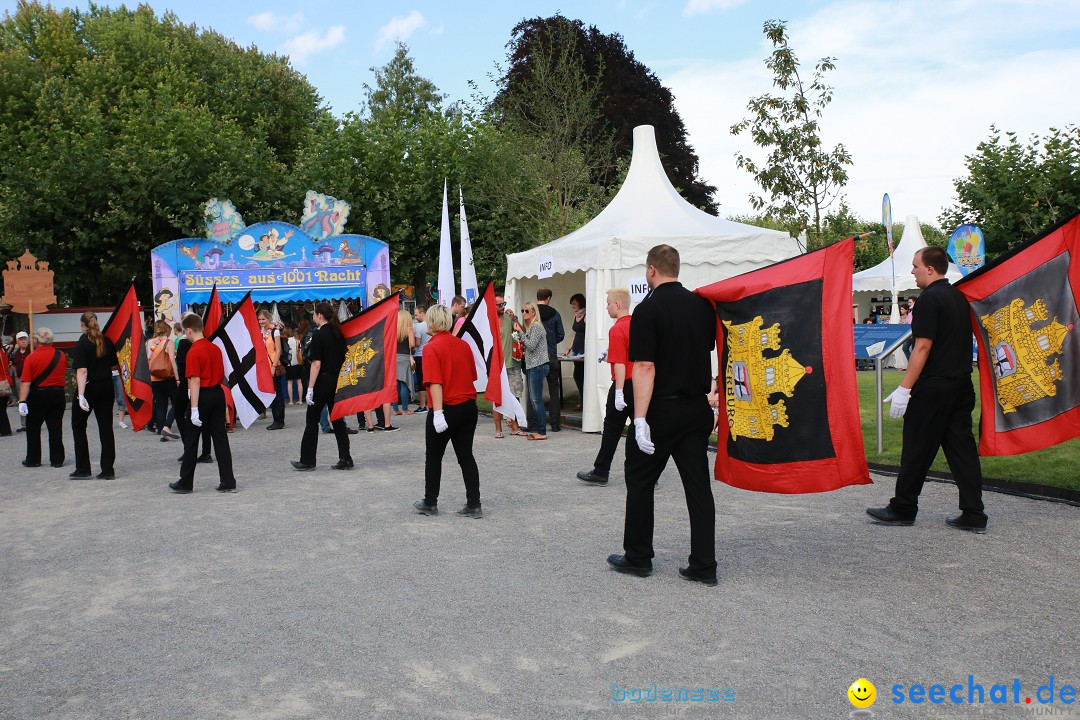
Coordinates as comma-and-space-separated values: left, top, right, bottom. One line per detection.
366, 427, 376, 433
866, 506, 915, 526
215, 484, 237, 493
456, 505, 483, 519
21, 460, 41, 467
606, 554, 651, 577
160, 429, 180, 440
50, 462, 64, 468
321, 428, 333, 434
577, 469, 608, 485
169, 480, 192, 494
177, 455, 184, 463
415, 407, 428, 413
551, 425, 562, 432
381, 425, 400, 433
679, 567, 718, 586
16, 427, 26, 432
344, 427, 359, 435
69, 470, 92, 479
413, 500, 438, 516
266, 423, 285, 431
197, 454, 213, 464
331, 459, 354, 470
291, 460, 316, 471
96, 471, 116, 480
946, 514, 987, 534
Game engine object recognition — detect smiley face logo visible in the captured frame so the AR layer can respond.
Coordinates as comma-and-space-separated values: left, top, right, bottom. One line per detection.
848, 678, 876, 708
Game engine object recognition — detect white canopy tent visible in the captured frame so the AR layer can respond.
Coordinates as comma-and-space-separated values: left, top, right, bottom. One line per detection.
852, 215, 963, 323
506, 125, 799, 432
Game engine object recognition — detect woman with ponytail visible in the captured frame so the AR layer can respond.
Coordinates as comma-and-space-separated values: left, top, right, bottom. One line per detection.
291, 302, 353, 471
71, 312, 119, 478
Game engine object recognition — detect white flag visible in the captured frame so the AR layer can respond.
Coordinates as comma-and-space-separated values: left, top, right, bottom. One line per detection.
437, 179, 456, 306
211, 294, 277, 429
459, 187, 479, 304
458, 280, 526, 426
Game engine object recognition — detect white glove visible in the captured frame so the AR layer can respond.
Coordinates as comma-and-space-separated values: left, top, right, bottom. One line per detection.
190, 407, 203, 427
885, 385, 911, 418
433, 410, 448, 433
305, 387, 314, 406
19, 402, 29, 417
614, 389, 627, 411
633, 417, 655, 455
78, 395, 90, 412
597, 349, 608, 363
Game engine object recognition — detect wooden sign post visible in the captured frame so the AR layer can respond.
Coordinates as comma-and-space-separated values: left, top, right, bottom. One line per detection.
2, 250, 57, 343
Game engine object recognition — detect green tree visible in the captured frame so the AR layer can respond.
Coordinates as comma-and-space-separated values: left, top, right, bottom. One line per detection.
497, 14, 717, 214
730, 19, 852, 249
940, 124, 1080, 256
0, 1, 326, 304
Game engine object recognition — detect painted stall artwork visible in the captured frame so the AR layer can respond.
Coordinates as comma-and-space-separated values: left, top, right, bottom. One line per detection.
300, 191, 350, 240
204, 198, 245, 244
151, 199, 390, 316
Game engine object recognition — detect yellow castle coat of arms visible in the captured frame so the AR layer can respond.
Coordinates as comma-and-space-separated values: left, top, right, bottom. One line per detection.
337, 336, 378, 391
980, 297, 1070, 414
724, 316, 811, 441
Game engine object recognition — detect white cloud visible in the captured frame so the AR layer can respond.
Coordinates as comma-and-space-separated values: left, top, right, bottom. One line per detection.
666, 0, 1080, 225
283, 25, 346, 64
247, 11, 304, 34
683, 0, 748, 16
375, 11, 426, 53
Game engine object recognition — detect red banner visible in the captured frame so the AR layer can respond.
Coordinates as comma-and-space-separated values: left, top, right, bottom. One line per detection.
102, 284, 153, 432
329, 293, 400, 421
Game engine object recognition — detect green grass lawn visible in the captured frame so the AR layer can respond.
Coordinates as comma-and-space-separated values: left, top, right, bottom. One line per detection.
860, 371, 1080, 490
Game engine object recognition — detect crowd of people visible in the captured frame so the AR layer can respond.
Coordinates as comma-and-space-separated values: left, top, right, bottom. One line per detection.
3, 243, 989, 583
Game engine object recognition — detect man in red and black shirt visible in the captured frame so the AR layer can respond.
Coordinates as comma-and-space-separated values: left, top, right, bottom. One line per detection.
170, 314, 235, 493
18, 328, 68, 467
577, 288, 635, 485
413, 304, 482, 518
10, 331, 32, 430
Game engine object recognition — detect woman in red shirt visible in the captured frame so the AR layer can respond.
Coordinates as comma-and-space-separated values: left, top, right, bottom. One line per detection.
413, 304, 482, 518
18, 327, 68, 467
0, 345, 13, 436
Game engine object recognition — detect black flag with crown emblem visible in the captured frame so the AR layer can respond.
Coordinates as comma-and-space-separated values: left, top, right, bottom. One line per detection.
329, 293, 400, 421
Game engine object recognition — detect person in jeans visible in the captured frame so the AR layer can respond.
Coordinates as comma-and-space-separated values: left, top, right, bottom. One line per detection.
258, 308, 285, 430
70, 312, 118, 479
18, 327, 68, 468
519, 301, 548, 440
577, 288, 633, 485
146, 321, 180, 441
412, 305, 431, 412
392, 309, 416, 415
534, 288, 564, 431
413, 304, 482, 518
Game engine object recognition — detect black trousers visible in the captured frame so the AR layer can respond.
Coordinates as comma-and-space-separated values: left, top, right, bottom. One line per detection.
25, 387, 66, 466
151, 379, 175, 431
573, 361, 584, 403
0, 396, 10, 435
173, 386, 211, 457
592, 380, 634, 476
891, 375, 986, 520
72, 379, 115, 474
299, 375, 351, 466
178, 385, 234, 489
270, 379, 285, 424
425, 399, 480, 508
623, 396, 716, 574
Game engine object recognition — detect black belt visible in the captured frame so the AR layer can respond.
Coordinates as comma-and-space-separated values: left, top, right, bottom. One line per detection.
654, 394, 701, 401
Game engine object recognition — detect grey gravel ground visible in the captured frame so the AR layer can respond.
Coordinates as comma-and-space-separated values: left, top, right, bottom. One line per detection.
1, 403, 1077, 720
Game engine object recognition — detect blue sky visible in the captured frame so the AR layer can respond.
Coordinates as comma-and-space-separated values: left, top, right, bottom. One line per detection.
5, 0, 1080, 230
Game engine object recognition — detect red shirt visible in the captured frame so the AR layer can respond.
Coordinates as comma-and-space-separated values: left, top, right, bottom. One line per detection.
21, 345, 68, 388
0, 350, 12, 385
423, 332, 477, 405
607, 315, 634, 381
185, 338, 225, 387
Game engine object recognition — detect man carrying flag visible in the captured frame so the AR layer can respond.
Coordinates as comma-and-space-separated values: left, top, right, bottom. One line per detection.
170, 313, 235, 493
456, 280, 526, 430
867, 246, 987, 533
292, 302, 354, 471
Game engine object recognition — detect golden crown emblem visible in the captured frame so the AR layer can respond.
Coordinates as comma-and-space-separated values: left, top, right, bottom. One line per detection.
981, 297, 1071, 414
724, 316, 811, 441
116, 338, 135, 400
338, 336, 378, 391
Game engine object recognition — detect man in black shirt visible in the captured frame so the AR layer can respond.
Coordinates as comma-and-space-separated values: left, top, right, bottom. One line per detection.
607, 245, 719, 585
293, 302, 353, 470
868, 246, 987, 532
70, 312, 118, 479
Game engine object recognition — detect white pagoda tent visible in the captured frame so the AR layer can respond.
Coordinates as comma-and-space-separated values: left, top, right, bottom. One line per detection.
506, 125, 799, 432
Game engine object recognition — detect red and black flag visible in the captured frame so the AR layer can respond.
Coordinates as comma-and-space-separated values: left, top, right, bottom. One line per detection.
202, 284, 224, 337
329, 292, 400, 421
956, 211, 1080, 455
696, 238, 870, 493
458, 278, 526, 424
209, 292, 276, 429
102, 283, 153, 432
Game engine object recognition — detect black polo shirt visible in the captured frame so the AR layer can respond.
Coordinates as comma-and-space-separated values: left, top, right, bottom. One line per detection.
911, 278, 973, 378
71, 334, 118, 382
629, 281, 716, 398
308, 323, 346, 377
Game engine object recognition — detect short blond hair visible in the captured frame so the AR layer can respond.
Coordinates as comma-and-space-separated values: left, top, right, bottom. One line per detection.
426, 304, 453, 333
606, 287, 630, 308
35, 327, 54, 344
